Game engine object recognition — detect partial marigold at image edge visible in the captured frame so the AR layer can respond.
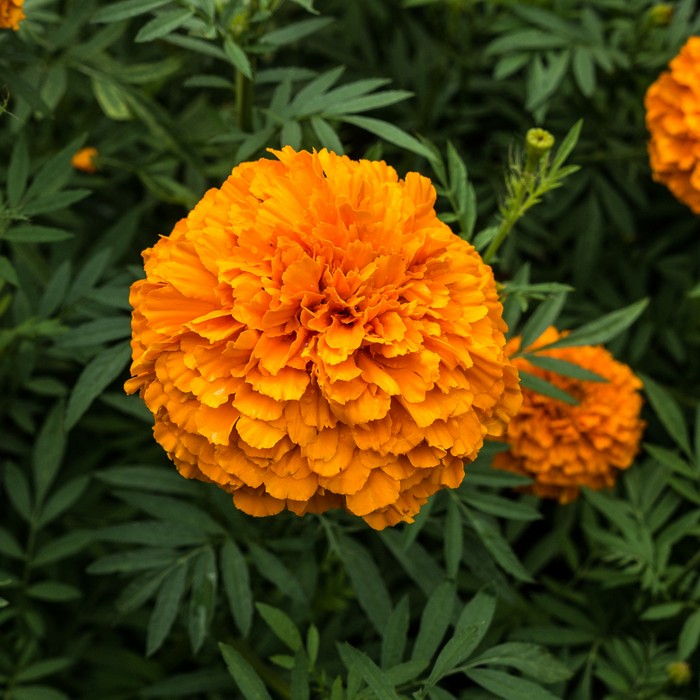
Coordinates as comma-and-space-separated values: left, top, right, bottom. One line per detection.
124, 147, 522, 529
493, 327, 645, 503
645, 35, 700, 214
0, 0, 24, 30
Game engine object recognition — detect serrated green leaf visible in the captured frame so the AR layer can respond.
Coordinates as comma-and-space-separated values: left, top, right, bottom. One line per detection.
147, 564, 188, 655
32, 401, 66, 506
3, 226, 73, 243
642, 375, 692, 457
33, 530, 93, 567
256, 603, 303, 652
338, 643, 400, 700
522, 354, 606, 383
412, 581, 455, 663
0, 527, 23, 559
519, 371, 578, 405
91, 76, 132, 120
8, 135, 29, 208
219, 643, 273, 700
65, 342, 132, 430
37, 475, 90, 527
518, 291, 568, 352
27, 581, 81, 602
16, 658, 73, 683
224, 38, 253, 79
221, 539, 253, 637
336, 534, 392, 632
341, 115, 433, 160
4, 462, 32, 522
22, 189, 91, 217
262, 17, 334, 46
381, 595, 410, 669
135, 7, 193, 42
640, 602, 684, 621
93, 0, 172, 23
249, 544, 306, 603
445, 498, 463, 580
310, 116, 344, 153
466, 668, 560, 700
679, 608, 700, 660
466, 642, 572, 683
54, 317, 131, 349
188, 547, 217, 653
88, 548, 177, 574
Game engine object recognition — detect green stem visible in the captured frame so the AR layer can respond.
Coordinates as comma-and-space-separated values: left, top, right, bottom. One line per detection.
482, 177, 529, 265
236, 69, 254, 133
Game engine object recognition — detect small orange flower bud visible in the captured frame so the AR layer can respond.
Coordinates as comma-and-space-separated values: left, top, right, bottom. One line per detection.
71, 147, 99, 174
0, 0, 25, 31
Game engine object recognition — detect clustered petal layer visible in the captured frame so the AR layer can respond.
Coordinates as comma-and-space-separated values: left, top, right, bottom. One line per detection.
0, 0, 24, 30
126, 148, 521, 529
645, 36, 700, 213
493, 327, 644, 503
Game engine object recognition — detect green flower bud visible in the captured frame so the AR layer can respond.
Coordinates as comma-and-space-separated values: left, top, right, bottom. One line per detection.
648, 4, 673, 26
666, 661, 692, 686
526, 128, 555, 158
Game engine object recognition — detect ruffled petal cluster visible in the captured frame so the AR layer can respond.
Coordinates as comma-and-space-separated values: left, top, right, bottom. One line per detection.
126, 148, 521, 529
645, 36, 700, 213
493, 327, 644, 503
0, 0, 24, 30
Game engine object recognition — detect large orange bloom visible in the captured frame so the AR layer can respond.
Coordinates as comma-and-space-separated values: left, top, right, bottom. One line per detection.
493, 327, 644, 503
645, 36, 700, 213
125, 148, 521, 529
0, 0, 24, 30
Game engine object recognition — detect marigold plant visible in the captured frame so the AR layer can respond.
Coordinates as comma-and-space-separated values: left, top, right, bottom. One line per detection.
645, 36, 700, 214
0, 0, 24, 30
493, 327, 644, 503
125, 147, 521, 529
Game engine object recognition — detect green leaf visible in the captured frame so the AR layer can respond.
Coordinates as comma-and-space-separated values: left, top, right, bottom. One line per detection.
256, 603, 303, 652
465, 668, 560, 700
12, 687, 69, 700
38, 260, 72, 317
96, 466, 192, 495
7, 134, 29, 208
147, 564, 188, 655
0, 256, 18, 286
33, 530, 93, 567
65, 342, 132, 430
249, 544, 307, 603
324, 90, 413, 115
679, 608, 700, 660
573, 48, 596, 97
4, 461, 32, 522
341, 115, 434, 160
32, 401, 66, 506
88, 548, 177, 574
428, 589, 496, 684
221, 539, 253, 637
98, 521, 207, 547
91, 76, 132, 120
23, 189, 91, 218
262, 17, 334, 46
54, 317, 131, 349
290, 649, 310, 700
37, 475, 90, 527
3, 226, 73, 243
466, 643, 572, 683
311, 116, 344, 154
519, 371, 578, 405
224, 38, 253, 80
27, 581, 81, 602
0, 527, 23, 559
25, 137, 84, 201
219, 643, 273, 700
463, 492, 541, 522
16, 658, 73, 683
93, 0, 172, 23
446, 141, 477, 239
412, 581, 455, 663
338, 643, 400, 700
444, 498, 463, 580
465, 509, 533, 582
640, 602, 684, 621
642, 375, 692, 457
188, 547, 217, 653
336, 533, 392, 632
381, 595, 410, 669
135, 8, 193, 42
549, 120, 583, 174
518, 291, 568, 352
522, 355, 606, 383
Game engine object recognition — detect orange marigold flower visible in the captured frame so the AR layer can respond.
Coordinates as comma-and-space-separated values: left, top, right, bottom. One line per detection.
125, 148, 521, 529
71, 147, 99, 173
0, 0, 24, 30
493, 327, 644, 504
645, 36, 700, 213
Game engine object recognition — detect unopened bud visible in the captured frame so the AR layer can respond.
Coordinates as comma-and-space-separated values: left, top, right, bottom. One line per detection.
666, 661, 691, 686
71, 147, 99, 174
526, 128, 555, 158
648, 4, 673, 26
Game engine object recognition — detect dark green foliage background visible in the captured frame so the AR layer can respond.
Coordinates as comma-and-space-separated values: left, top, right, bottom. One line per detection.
1, 1, 700, 698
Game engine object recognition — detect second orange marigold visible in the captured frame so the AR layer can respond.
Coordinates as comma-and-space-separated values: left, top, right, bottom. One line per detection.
493, 327, 644, 503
